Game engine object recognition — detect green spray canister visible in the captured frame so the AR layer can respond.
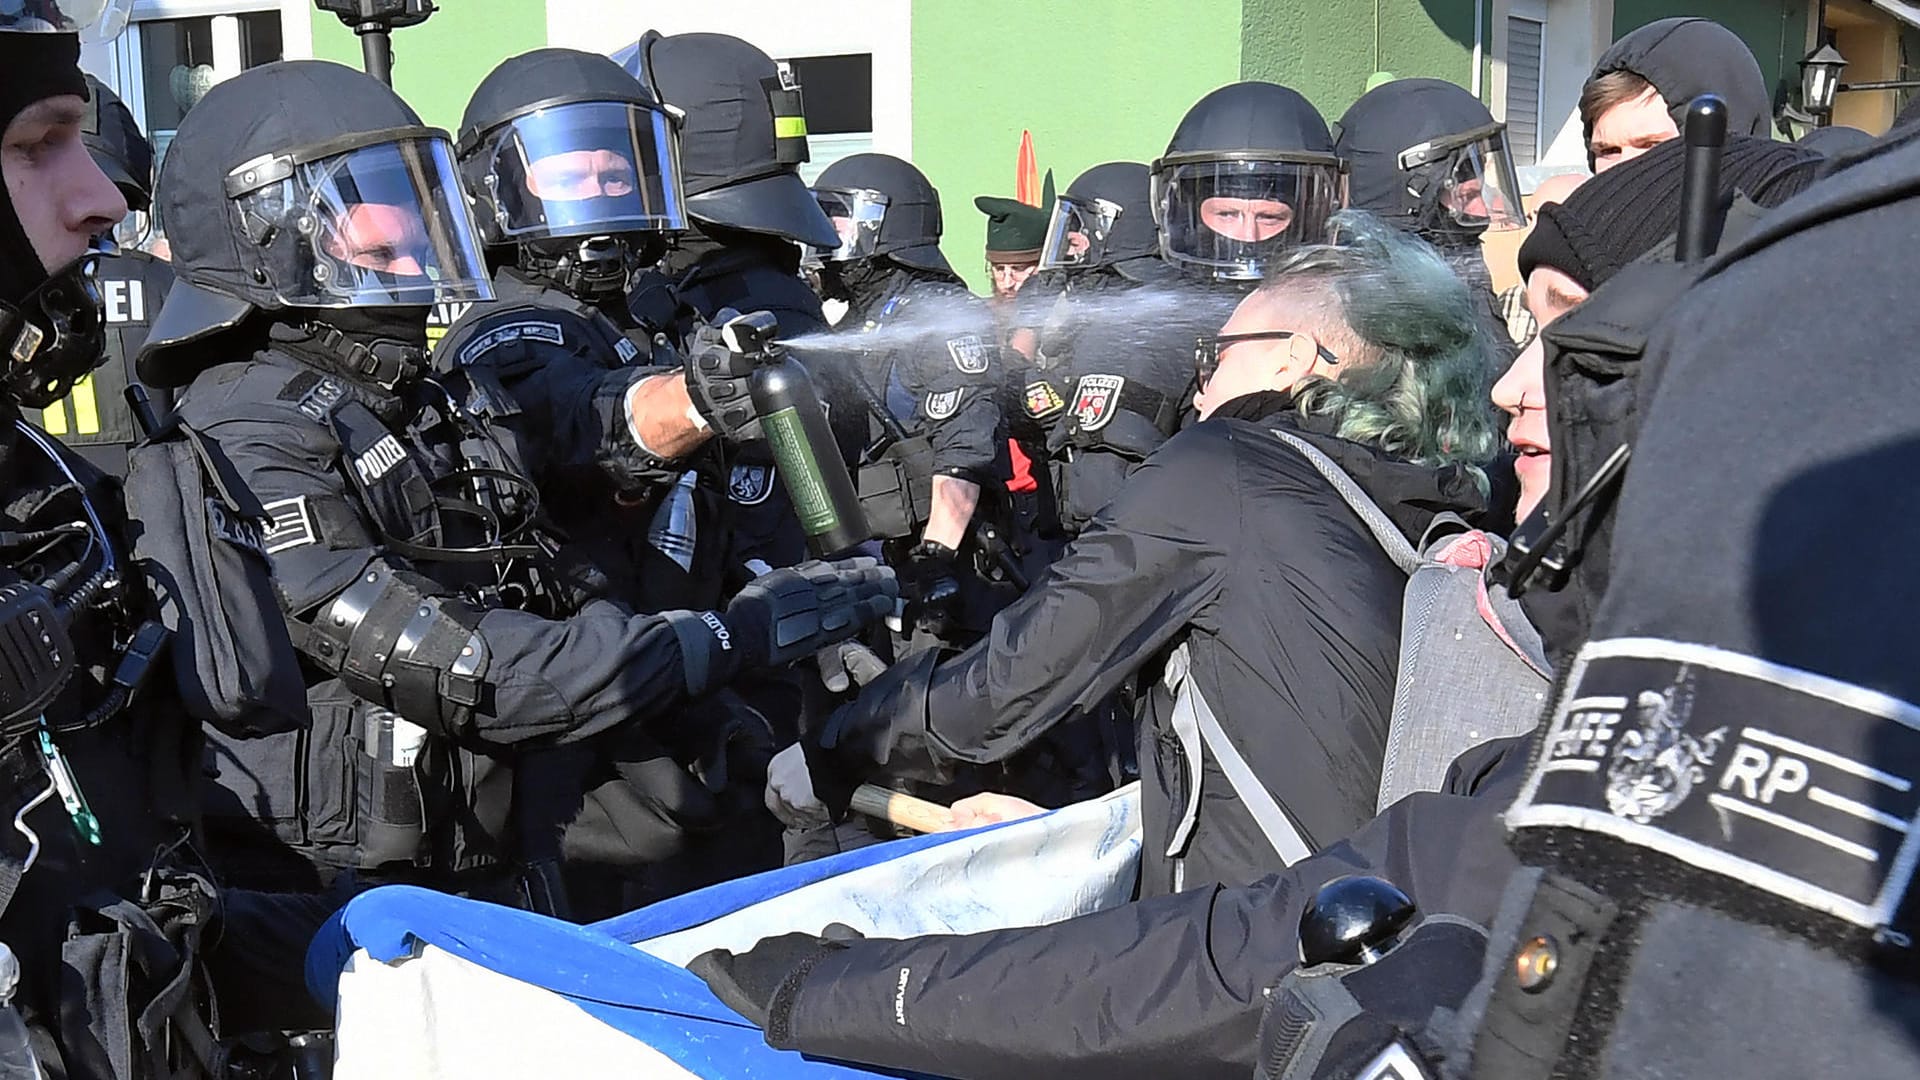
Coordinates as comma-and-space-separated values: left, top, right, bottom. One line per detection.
722, 311, 870, 556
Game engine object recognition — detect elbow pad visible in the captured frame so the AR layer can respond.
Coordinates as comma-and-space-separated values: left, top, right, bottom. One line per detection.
294, 560, 490, 736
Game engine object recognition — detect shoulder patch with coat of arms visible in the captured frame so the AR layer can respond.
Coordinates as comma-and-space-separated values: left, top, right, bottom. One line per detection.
925, 388, 965, 420
947, 335, 992, 375
728, 463, 775, 505
1070, 373, 1126, 432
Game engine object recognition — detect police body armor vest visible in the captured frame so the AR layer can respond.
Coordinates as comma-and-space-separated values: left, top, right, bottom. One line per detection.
197, 360, 558, 884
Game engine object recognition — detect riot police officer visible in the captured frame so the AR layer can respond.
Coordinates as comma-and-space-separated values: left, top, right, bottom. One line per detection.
1048, 82, 1345, 533
810, 153, 1010, 639
439, 47, 759, 613
439, 47, 823, 911
0, 9, 323, 1073
1335, 77, 1528, 336
1006, 160, 1157, 535
134, 61, 894, 907
31, 75, 174, 478
618, 31, 841, 545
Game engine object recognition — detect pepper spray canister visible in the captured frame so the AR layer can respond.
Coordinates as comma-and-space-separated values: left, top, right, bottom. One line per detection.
722, 311, 870, 556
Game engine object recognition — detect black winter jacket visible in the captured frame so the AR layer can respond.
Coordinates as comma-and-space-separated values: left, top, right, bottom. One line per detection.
811, 394, 1487, 894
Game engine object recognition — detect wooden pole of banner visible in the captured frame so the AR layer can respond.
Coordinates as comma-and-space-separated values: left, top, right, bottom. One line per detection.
850, 784, 954, 834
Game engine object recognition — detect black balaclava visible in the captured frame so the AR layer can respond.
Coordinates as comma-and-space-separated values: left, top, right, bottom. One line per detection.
1587, 18, 1769, 148
0, 31, 88, 305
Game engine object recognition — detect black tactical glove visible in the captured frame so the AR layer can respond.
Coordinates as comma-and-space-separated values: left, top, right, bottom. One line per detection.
687, 924, 864, 1033
712, 557, 897, 677
683, 307, 763, 442
898, 540, 962, 637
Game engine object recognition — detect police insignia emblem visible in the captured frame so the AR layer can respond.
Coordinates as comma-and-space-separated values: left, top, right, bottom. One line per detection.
947, 336, 991, 374
1024, 380, 1065, 418
925, 389, 964, 419
1070, 374, 1126, 432
728, 464, 774, 505
1605, 668, 1728, 824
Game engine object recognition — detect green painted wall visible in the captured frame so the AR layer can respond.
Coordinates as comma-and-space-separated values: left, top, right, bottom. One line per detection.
1611, 1, 1814, 117
1240, 0, 1479, 123
909, 0, 1242, 291
309, 0, 546, 133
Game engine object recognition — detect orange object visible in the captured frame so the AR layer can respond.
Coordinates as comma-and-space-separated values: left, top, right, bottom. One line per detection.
1015, 131, 1040, 207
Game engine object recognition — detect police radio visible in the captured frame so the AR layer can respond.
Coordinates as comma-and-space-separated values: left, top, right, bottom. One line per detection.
722, 312, 870, 557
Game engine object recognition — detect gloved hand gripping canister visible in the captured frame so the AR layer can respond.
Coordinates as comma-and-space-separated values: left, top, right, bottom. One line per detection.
688, 309, 870, 556
666, 557, 898, 696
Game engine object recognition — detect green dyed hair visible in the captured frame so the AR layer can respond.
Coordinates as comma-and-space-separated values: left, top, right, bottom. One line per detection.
1272, 210, 1505, 489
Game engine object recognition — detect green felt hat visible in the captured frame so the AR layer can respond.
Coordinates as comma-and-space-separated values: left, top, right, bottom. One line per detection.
975, 171, 1054, 262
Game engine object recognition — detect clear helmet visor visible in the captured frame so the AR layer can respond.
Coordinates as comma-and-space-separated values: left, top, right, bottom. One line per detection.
229, 134, 492, 308
1154, 157, 1344, 280
1401, 125, 1528, 232
0, 0, 131, 41
1039, 194, 1124, 271
463, 100, 686, 243
811, 186, 888, 263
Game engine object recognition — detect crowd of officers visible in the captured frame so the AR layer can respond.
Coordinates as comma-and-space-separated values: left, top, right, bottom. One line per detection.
0, 3, 1915, 1078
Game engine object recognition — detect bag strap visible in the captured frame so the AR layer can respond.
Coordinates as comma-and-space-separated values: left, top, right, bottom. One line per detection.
1162, 642, 1314, 870
1267, 430, 1421, 574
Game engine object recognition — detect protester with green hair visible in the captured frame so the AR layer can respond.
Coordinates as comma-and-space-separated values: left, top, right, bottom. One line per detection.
768, 210, 1507, 896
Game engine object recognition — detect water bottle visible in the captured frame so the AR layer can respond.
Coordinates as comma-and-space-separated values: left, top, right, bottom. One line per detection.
0, 943, 44, 1079
724, 313, 870, 557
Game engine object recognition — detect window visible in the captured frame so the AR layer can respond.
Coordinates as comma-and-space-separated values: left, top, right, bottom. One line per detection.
780, 52, 874, 184
1505, 15, 1545, 166
109, 8, 287, 239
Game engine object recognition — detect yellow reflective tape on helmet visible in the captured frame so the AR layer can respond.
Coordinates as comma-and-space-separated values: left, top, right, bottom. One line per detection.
774, 116, 809, 140
70, 377, 100, 435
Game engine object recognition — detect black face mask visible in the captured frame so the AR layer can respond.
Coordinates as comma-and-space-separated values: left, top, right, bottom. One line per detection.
816, 258, 893, 306
290, 305, 433, 390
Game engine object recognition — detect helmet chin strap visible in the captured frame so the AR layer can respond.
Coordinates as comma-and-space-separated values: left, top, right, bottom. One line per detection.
519, 234, 663, 300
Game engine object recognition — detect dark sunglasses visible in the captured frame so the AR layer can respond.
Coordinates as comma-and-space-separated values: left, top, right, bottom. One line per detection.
1194, 330, 1340, 386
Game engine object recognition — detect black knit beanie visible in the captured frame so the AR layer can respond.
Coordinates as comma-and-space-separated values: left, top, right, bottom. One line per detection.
1519, 134, 1822, 291
0, 32, 89, 305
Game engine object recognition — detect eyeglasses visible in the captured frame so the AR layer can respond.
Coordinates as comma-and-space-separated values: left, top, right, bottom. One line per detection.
1194, 329, 1340, 386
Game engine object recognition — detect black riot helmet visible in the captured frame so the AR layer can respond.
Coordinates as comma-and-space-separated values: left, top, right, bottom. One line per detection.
83, 74, 156, 253
1335, 78, 1525, 248
0, 23, 125, 409
1039, 160, 1156, 272
457, 48, 687, 298
617, 31, 838, 250
1151, 81, 1345, 281
138, 60, 493, 389
810, 152, 952, 275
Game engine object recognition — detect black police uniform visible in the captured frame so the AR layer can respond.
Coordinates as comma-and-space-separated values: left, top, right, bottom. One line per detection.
33, 249, 174, 477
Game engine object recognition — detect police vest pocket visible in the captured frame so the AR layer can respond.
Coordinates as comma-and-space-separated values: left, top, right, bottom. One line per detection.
203, 724, 304, 842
